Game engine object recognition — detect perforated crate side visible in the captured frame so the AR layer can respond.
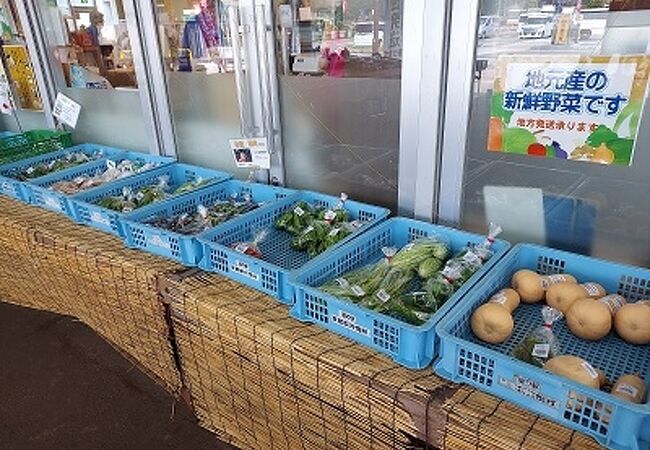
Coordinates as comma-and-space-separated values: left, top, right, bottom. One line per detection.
291, 218, 510, 369
434, 244, 650, 450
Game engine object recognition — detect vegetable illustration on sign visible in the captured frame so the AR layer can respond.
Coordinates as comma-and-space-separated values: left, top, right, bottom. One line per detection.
487, 55, 649, 166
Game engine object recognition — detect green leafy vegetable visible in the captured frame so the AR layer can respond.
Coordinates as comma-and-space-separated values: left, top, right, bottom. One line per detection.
390, 238, 449, 272
418, 258, 442, 279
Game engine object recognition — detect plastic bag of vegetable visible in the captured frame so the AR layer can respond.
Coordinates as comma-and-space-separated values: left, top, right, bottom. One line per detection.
513, 306, 562, 367
376, 295, 432, 326
318, 193, 350, 225
389, 237, 450, 272
423, 260, 468, 309
232, 229, 268, 259
358, 267, 416, 310
276, 201, 317, 234
173, 176, 212, 195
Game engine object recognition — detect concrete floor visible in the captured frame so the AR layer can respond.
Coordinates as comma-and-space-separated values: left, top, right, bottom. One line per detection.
0, 301, 236, 450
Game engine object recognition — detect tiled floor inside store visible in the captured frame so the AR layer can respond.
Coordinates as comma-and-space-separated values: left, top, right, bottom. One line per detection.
0, 301, 236, 450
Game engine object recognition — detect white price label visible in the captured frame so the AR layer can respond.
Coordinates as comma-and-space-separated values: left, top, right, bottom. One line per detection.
351, 285, 365, 297
328, 227, 340, 237
582, 282, 602, 297
375, 289, 391, 303
294, 206, 305, 216
332, 310, 370, 336
234, 243, 249, 253
532, 343, 550, 358
334, 277, 349, 288
599, 294, 626, 315
324, 210, 336, 221
53, 93, 81, 128
489, 291, 508, 305
614, 383, 638, 398
303, 225, 314, 234
581, 361, 599, 379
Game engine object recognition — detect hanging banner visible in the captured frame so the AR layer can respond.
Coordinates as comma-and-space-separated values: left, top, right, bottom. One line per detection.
487, 55, 650, 166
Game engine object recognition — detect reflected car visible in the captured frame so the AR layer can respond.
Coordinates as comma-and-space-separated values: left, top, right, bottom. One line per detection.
518, 13, 555, 38
478, 16, 498, 39
352, 21, 385, 52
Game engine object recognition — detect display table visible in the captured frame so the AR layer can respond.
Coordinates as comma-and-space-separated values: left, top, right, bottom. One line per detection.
0, 197, 182, 391
160, 270, 604, 450
0, 197, 603, 449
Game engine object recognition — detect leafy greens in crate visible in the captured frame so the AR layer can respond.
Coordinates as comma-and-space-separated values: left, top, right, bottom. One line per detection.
319, 224, 502, 326
273, 194, 363, 257
13, 150, 102, 180
144, 193, 260, 235
96, 174, 214, 213
50, 159, 161, 195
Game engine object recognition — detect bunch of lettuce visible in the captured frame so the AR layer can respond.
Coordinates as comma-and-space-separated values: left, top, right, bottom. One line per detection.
319, 236, 451, 325
318, 223, 502, 327
275, 194, 360, 257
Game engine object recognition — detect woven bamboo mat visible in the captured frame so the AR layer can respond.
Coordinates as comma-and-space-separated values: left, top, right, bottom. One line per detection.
161, 271, 604, 450
0, 196, 182, 391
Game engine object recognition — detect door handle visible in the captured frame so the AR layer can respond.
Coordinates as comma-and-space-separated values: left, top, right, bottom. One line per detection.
228, 4, 253, 137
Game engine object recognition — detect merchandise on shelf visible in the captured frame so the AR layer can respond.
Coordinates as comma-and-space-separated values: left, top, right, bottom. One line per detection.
318, 223, 502, 326
49, 159, 159, 194
145, 195, 260, 235
96, 175, 214, 213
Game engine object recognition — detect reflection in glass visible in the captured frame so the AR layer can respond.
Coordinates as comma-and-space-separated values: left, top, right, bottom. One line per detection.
275, 0, 402, 211
37, 0, 148, 151
0, 0, 47, 131
459, 2, 650, 265
45, 0, 137, 89
156, 1, 247, 176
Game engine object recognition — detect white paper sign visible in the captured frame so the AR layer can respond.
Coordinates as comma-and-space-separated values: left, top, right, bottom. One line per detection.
53, 93, 81, 128
0, 75, 13, 115
230, 138, 271, 169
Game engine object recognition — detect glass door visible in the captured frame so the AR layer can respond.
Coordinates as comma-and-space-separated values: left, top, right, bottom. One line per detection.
440, 1, 650, 266
155, 0, 250, 175
34, 0, 152, 151
0, 0, 47, 131
271, 0, 403, 210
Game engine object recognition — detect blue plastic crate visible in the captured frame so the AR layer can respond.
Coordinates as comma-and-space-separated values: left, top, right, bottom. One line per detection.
70, 163, 231, 236
288, 217, 509, 368
121, 180, 295, 266
0, 143, 163, 203
434, 244, 650, 450
27, 152, 175, 218
199, 191, 390, 304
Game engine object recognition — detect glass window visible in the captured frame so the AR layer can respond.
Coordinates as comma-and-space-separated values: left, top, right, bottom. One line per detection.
0, 0, 47, 131
156, 0, 248, 176
456, 1, 650, 266
275, 0, 402, 211
37, 0, 149, 151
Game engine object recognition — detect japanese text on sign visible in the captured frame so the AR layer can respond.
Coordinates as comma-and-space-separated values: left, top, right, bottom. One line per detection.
504, 68, 628, 116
